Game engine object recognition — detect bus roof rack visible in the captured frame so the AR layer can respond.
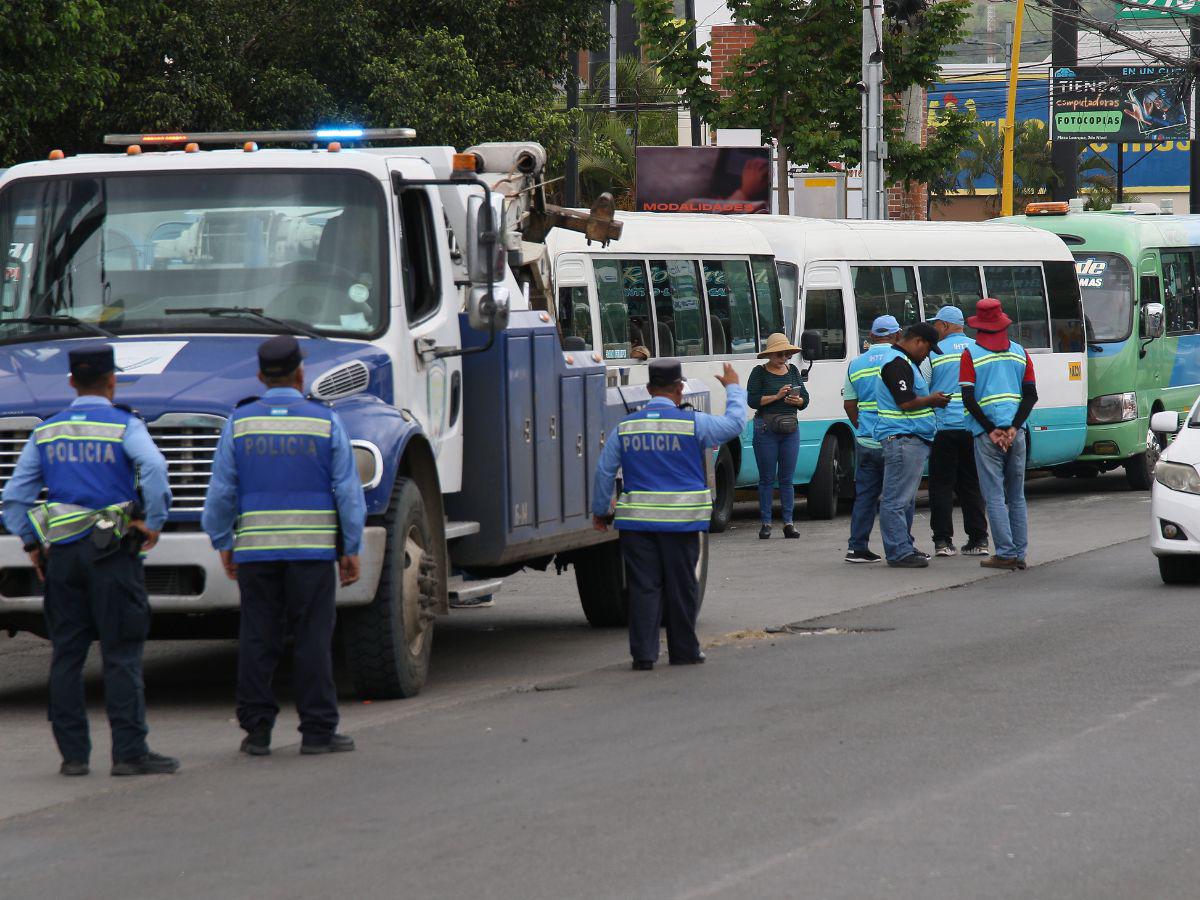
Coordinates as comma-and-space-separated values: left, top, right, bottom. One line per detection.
102, 128, 416, 147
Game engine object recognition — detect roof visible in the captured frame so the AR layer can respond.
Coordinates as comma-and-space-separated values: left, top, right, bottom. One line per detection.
545, 212, 776, 258
1004, 211, 1200, 255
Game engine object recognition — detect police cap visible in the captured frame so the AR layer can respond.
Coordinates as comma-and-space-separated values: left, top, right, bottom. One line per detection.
647, 358, 684, 388
69, 345, 120, 379
257, 335, 305, 377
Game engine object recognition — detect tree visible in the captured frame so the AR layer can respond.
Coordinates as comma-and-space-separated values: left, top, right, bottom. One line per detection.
959, 119, 1058, 212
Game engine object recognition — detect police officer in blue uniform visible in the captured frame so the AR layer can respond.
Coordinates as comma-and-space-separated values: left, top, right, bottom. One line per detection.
202, 335, 366, 755
592, 359, 746, 670
1, 346, 178, 777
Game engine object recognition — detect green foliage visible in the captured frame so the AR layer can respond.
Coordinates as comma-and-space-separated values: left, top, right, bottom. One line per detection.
891, 106, 976, 207
959, 119, 1058, 211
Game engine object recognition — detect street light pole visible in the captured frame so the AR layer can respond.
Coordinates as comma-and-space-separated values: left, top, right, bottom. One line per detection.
862, 0, 886, 220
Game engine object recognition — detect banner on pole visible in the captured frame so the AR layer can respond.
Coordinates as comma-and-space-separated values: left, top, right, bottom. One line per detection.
1051, 65, 1189, 142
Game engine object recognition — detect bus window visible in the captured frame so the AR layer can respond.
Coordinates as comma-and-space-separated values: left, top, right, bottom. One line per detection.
650, 259, 707, 357
776, 261, 800, 337
556, 285, 593, 350
704, 259, 758, 354
751, 256, 785, 343
1160, 250, 1197, 333
918, 265, 983, 324
851, 265, 919, 347
1071, 254, 1134, 345
1044, 260, 1086, 352
594, 258, 652, 360
803, 288, 847, 359
983, 265, 1050, 348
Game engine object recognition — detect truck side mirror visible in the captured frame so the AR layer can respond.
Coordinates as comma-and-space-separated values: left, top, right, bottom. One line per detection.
465, 194, 509, 332
800, 329, 824, 361
1141, 301, 1165, 340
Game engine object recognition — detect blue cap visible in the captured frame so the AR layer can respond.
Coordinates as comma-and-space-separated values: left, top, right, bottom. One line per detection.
870, 315, 900, 336
69, 345, 120, 379
257, 335, 305, 377
932, 306, 965, 326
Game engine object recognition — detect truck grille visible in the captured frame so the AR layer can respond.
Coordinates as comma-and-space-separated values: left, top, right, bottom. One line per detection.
0, 413, 226, 518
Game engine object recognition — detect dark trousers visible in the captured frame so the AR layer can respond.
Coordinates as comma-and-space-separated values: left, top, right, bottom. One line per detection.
43, 539, 151, 764
620, 530, 702, 664
236, 560, 338, 739
928, 429, 988, 546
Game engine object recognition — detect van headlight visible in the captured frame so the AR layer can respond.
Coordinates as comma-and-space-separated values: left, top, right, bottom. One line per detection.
1154, 460, 1200, 495
1087, 391, 1137, 424
351, 441, 383, 490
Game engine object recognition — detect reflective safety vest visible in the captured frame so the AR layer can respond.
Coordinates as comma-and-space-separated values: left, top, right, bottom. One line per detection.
30, 404, 138, 545
928, 332, 973, 431
963, 340, 1028, 436
873, 345, 936, 442
230, 396, 338, 562
847, 344, 892, 448
612, 403, 711, 533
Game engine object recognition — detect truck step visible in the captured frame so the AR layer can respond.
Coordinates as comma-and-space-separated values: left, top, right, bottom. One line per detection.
445, 520, 481, 540
447, 576, 503, 607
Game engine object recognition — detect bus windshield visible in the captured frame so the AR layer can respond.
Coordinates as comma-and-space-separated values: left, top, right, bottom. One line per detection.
0, 171, 387, 344
1074, 253, 1133, 343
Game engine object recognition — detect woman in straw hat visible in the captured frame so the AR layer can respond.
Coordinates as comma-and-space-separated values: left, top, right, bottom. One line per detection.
747, 333, 809, 539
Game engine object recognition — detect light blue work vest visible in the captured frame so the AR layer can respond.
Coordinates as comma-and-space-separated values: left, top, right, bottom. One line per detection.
928, 332, 973, 431
847, 344, 891, 448
874, 346, 936, 442
964, 340, 1028, 436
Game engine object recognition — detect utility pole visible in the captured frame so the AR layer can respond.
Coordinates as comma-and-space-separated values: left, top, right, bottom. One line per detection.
609, 2, 618, 112
1001, 0, 1027, 216
862, 0, 886, 219
1050, 0, 1079, 202
1192, 20, 1200, 214
565, 51, 580, 208
684, 0, 702, 146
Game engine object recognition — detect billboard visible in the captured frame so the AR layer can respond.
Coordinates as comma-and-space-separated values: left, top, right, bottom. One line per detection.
1052, 65, 1189, 142
634, 146, 771, 214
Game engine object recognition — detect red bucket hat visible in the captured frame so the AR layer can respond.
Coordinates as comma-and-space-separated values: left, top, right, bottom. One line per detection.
967, 297, 1013, 332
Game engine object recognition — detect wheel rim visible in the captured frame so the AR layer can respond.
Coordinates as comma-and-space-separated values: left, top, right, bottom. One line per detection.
401, 525, 430, 657
1145, 427, 1164, 476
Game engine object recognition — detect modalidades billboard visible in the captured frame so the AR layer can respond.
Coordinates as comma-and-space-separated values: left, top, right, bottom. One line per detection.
634, 147, 771, 214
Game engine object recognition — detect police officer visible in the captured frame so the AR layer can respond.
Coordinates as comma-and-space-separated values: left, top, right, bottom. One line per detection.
843, 315, 900, 564
1, 346, 177, 777
202, 335, 366, 755
592, 359, 746, 670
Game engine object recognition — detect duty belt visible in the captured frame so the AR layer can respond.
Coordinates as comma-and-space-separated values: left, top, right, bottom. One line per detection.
28, 501, 133, 546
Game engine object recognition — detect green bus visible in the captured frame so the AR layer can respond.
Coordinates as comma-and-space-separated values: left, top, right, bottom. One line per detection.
1007, 205, 1198, 489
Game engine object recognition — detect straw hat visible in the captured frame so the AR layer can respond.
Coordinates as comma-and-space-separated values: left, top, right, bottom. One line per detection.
757, 332, 802, 359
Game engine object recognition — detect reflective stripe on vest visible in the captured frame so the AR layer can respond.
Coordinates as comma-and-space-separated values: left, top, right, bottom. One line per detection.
232, 509, 338, 553
34, 421, 126, 444
617, 419, 696, 437
231, 416, 332, 438
28, 501, 132, 545
979, 392, 1023, 407
614, 489, 713, 524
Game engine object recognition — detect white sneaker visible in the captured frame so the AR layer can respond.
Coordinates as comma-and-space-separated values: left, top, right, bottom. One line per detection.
934, 542, 957, 557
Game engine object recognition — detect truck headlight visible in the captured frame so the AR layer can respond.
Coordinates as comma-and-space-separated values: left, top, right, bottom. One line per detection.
1154, 460, 1200, 495
1087, 391, 1137, 425
351, 441, 383, 490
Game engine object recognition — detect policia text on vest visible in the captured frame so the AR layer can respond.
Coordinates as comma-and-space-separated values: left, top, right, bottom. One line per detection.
592, 360, 748, 671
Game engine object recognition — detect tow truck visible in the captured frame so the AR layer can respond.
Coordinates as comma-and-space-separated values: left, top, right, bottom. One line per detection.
0, 129, 710, 698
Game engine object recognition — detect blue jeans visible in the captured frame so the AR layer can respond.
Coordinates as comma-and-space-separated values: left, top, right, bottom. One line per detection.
848, 443, 885, 552
752, 419, 800, 524
880, 435, 930, 562
973, 430, 1029, 560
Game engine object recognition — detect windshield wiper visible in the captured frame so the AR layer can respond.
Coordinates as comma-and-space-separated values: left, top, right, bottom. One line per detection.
0, 315, 115, 339
164, 306, 325, 340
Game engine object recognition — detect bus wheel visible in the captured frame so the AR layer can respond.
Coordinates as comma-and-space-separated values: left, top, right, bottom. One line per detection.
1158, 555, 1200, 585
708, 445, 736, 533
808, 432, 847, 520
341, 477, 437, 699
1125, 427, 1164, 491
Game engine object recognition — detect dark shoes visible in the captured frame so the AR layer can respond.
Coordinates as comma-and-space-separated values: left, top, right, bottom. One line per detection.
888, 554, 929, 569
632, 660, 655, 671
60, 760, 89, 777
669, 653, 706, 665
961, 541, 989, 557
782, 524, 799, 540
934, 541, 957, 557
759, 525, 771, 540
300, 733, 356, 755
240, 727, 272, 757
111, 751, 180, 776
980, 556, 1022, 571
845, 549, 881, 564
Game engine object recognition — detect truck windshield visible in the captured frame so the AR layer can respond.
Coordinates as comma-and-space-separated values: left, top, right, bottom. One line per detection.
0, 171, 386, 343
1074, 252, 1133, 343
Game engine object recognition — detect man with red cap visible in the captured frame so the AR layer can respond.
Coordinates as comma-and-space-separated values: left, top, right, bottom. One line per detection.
959, 298, 1039, 571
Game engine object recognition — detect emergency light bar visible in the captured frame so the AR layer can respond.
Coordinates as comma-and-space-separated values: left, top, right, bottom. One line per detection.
102, 128, 416, 147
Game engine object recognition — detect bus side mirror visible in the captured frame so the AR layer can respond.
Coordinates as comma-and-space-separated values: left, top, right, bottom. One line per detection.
465, 195, 509, 332
1141, 301, 1165, 340
800, 329, 824, 361
1150, 410, 1180, 435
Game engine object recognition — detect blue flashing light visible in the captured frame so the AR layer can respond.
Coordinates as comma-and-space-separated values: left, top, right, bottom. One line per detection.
315, 127, 365, 139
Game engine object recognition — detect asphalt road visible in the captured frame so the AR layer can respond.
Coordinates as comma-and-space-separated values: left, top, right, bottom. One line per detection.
2, 499, 1197, 898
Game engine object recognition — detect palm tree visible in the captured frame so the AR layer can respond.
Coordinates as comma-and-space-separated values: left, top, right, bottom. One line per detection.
959, 119, 1058, 212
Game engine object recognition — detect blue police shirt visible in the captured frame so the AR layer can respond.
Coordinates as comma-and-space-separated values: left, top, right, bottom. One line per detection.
591, 385, 747, 518
1, 396, 172, 543
201, 387, 366, 555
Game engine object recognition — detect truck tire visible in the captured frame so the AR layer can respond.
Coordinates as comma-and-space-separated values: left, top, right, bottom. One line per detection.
1125, 426, 1164, 491
807, 432, 848, 520
341, 477, 437, 699
708, 444, 736, 533
1158, 555, 1200, 585
574, 533, 709, 627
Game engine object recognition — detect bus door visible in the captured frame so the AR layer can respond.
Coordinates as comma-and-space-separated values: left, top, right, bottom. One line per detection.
796, 263, 853, 482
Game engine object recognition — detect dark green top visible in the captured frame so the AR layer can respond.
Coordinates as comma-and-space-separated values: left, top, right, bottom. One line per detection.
746, 364, 809, 417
